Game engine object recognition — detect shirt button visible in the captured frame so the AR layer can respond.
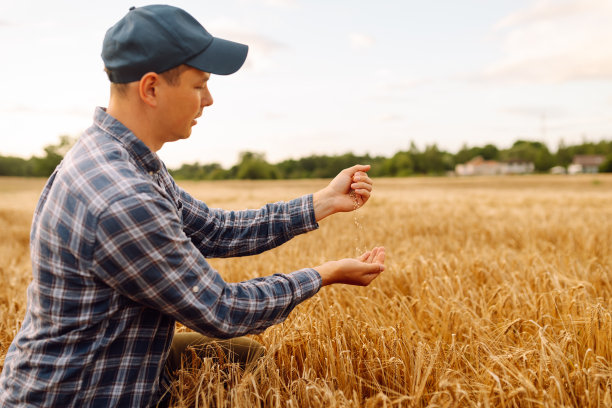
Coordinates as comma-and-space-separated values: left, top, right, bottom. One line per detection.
192, 286, 199, 293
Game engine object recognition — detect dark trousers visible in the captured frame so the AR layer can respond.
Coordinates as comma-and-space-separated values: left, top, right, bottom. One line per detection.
157, 332, 265, 407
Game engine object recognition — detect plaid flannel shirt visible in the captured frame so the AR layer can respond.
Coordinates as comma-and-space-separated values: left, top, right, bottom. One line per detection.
0, 107, 322, 407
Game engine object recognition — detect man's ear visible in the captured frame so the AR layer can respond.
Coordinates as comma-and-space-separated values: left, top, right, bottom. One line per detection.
139, 72, 160, 107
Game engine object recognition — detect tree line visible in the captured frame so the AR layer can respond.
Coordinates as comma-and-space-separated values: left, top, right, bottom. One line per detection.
0, 137, 611, 179
170, 140, 612, 180
0, 136, 74, 177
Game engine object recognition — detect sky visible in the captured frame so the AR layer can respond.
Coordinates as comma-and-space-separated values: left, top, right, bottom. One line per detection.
1, 0, 611, 168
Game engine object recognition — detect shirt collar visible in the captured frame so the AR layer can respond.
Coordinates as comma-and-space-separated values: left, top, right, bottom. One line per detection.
93, 107, 162, 174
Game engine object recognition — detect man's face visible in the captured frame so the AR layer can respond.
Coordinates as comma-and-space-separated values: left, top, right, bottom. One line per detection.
156, 67, 213, 143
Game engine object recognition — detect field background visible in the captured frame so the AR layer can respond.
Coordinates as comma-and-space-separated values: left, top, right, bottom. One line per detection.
0, 175, 611, 407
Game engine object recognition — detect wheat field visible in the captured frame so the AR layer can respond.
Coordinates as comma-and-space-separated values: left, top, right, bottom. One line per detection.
0, 175, 611, 407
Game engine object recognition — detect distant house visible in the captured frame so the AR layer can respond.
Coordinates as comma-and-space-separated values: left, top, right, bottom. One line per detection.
455, 156, 534, 176
550, 166, 566, 175
568, 155, 605, 174
505, 159, 535, 175
455, 156, 502, 176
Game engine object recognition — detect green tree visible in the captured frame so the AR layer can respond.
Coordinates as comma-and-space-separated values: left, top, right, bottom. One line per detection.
411, 144, 453, 175
555, 139, 573, 167
454, 144, 499, 164
381, 151, 413, 176
170, 162, 228, 180
31, 135, 76, 177
0, 156, 31, 176
503, 140, 554, 172
481, 144, 499, 160
600, 154, 612, 173
235, 151, 279, 180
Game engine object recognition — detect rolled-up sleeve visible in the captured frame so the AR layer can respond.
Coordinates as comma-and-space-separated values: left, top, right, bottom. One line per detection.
92, 193, 322, 338
179, 187, 318, 258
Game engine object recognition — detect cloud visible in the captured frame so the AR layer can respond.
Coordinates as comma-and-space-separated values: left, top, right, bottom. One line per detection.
207, 19, 287, 71
366, 69, 429, 102
495, 0, 603, 28
369, 80, 427, 103
264, 112, 288, 120
374, 69, 429, 91
349, 33, 375, 50
382, 78, 427, 91
482, 0, 612, 83
369, 70, 431, 102
261, 0, 298, 7
0, 105, 91, 117
500, 106, 567, 118
238, 0, 298, 8
377, 113, 404, 122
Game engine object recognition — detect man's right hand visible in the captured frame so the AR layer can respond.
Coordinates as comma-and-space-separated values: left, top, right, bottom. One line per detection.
314, 247, 385, 286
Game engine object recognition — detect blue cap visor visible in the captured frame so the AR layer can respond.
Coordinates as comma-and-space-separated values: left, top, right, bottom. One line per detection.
185, 37, 248, 75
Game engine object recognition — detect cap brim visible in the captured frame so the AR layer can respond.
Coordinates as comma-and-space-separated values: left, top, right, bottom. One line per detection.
185, 37, 248, 75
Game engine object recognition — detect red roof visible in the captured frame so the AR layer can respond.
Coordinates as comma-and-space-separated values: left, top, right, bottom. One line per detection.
572, 155, 605, 166
466, 156, 499, 166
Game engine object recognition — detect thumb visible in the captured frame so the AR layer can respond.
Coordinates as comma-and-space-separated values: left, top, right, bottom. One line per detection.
348, 164, 371, 175
359, 262, 385, 285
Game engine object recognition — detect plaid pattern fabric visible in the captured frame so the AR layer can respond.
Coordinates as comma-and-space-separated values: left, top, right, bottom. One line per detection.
0, 107, 321, 407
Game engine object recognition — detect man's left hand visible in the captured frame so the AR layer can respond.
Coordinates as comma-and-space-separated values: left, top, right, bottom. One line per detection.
313, 164, 373, 222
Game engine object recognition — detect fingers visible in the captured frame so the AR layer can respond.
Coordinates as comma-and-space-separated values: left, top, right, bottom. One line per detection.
350, 181, 372, 196
350, 170, 373, 204
373, 247, 385, 264
352, 171, 372, 182
359, 262, 384, 285
352, 188, 371, 204
358, 251, 372, 262
321, 249, 386, 286
351, 171, 372, 187
346, 164, 371, 175
347, 166, 373, 189
360, 247, 385, 268
359, 249, 373, 263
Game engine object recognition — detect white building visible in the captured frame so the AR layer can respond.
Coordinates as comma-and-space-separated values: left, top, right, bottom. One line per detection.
550, 166, 566, 175
455, 156, 534, 176
568, 155, 605, 174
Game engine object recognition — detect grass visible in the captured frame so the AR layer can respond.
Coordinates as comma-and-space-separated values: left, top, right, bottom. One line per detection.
0, 175, 611, 407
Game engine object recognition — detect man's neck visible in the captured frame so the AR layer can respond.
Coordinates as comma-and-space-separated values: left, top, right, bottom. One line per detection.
107, 98, 163, 152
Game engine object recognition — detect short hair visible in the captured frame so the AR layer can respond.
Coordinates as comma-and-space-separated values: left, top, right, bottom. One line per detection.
105, 64, 190, 97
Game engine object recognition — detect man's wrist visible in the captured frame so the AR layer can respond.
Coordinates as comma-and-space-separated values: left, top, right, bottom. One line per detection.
312, 188, 336, 222
313, 261, 338, 286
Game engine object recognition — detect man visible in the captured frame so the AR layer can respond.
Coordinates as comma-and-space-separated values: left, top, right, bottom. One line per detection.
0, 5, 385, 407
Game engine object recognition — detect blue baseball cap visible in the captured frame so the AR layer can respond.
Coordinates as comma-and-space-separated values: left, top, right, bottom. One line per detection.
102, 5, 248, 83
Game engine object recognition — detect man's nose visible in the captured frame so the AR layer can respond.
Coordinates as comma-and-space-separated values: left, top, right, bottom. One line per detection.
202, 89, 213, 107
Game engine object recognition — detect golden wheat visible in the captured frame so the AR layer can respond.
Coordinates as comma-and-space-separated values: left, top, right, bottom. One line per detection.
1, 175, 611, 407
